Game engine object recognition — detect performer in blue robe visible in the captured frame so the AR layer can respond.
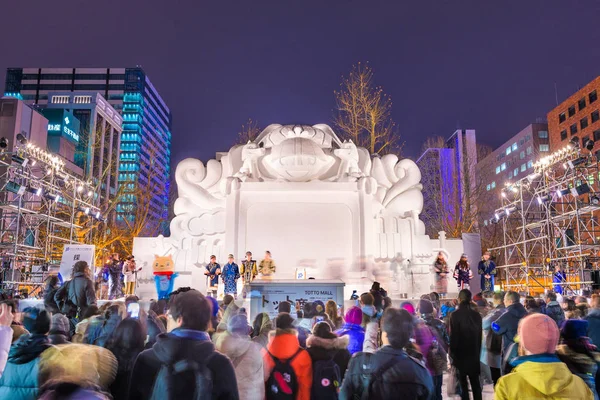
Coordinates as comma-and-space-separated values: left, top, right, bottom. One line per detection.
478, 251, 497, 292
553, 265, 567, 294
222, 254, 240, 298
204, 255, 221, 292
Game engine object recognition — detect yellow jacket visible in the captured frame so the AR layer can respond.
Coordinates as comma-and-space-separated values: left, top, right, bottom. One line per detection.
496, 354, 594, 400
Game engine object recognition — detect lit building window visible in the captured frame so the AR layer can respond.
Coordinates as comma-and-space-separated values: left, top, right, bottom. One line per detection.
74, 96, 91, 104
501, 163, 506, 171
527, 160, 533, 168
527, 146, 532, 155
487, 184, 491, 191
506, 147, 511, 155
496, 166, 501, 174
521, 163, 526, 172
51, 95, 69, 104
539, 144, 550, 152
514, 168, 519, 176
538, 131, 549, 138
491, 181, 496, 188
512, 143, 518, 151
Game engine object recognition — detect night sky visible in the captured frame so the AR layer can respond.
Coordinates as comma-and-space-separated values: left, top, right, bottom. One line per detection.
2, 0, 600, 168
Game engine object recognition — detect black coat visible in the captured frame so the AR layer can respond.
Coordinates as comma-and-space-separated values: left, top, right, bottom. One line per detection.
339, 345, 433, 400
306, 335, 352, 380
449, 303, 482, 374
492, 302, 527, 354
43, 284, 60, 314
545, 301, 566, 327
54, 272, 96, 317
128, 331, 239, 400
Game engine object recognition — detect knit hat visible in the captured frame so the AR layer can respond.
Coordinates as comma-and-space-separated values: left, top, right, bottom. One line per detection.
50, 313, 70, 335
418, 299, 434, 315
228, 313, 251, 335
400, 301, 416, 316
560, 319, 589, 341
518, 313, 560, 355
22, 307, 50, 335
206, 296, 219, 317
461, 253, 468, 258
312, 321, 337, 339
345, 306, 362, 325
273, 313, 295, 331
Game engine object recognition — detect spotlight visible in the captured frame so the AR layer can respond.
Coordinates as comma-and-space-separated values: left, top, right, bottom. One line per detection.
571, 183, 591, 197
45, 193, 60, 202
511, 187, 518, 193
10, 155, 29, 167
5, 181, 25, 195
527, 173, 542, 183
78, 205, 90, 215
86, 190, 93, 197
94, 211, 101, 220
77, 185, 84, 193
537, 194, 552, 205
0, 137, 8, 149
25, 186, 43, 196
591, 195, 600, 205
585, 139, 595, 151
567, 157, 587, 168
30, 160, 36, 167
15, 133, 27, 145
505, 206, 518, 216
501, 192, 507, 198
569, 138, 580, 148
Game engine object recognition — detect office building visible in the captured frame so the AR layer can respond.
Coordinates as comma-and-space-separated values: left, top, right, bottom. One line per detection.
547, 76, 600, 154
4, 68, 171, 234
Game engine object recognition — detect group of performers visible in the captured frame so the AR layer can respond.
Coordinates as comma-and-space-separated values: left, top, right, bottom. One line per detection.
96, 253, 142, 300
433, 251, 496, 295
204, 250, 276, 298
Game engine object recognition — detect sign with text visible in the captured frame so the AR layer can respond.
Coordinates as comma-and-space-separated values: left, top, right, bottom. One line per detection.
43, 109, 80, 143
59, 244, 95, 283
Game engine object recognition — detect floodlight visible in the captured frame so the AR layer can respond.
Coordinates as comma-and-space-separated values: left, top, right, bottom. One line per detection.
570, 138, 580, 148
591, 195, 600, 205
45, 193, 60, 202
571, 183, 591, 197
0, 137, 8, 149
16, 133, 27, 145
26, 186, 43, 196
5, 181, 25, 195
567, 157, 587, 169
537, 194, 551, 205
11, 155, 28, 167
505, 206, 518, 216
585, 139, 595, 151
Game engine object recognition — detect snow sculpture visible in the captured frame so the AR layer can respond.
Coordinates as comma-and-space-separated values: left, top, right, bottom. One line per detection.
132, 124, 462, 299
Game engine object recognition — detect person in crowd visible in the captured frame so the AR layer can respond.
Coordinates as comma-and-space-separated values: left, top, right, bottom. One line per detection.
96, 262, 110, 300
43, 275, 60, 314
54, 261, 97, 324
454, 254, 473, 291
0, 303, 14, 378
293, 302, 313, 348
335, 306, 365, 355
370, 281, 384, 311
122, 255, 141, 296
311, 300, 335, 330
106, 253, 123, 300
93, 304, 125, 347
578, 300, 591, 318
325, 300, 344, 330
586, 294, 600, 347
545, 290, 566, 326
340, 308, 433, 399
433, 252, 449, 297
72, 305, 100, 344
564, 298, 583, 320
48, 313, 70, 345
419, 298, 449, 400
144, 309, 166, 349
258, 250, 276, 279
477, 251, 496, 293
106, 318, 145, 400
481, 292, 504, 386
215, 313, 264, 400
205, 295, 220, 337
524, 295, 541, 314
264, 313, 312, 400
0, 307, 52, 400
0, 300, 28, 342
306, 321, 351, 398
495, 313, 593, 399
251, 312, 272, 349
278, 300, 291, 314
204, 255, 221, 296
240, 251, 258, 298
129, 289, 238, 400
222, 254, 241, 299
360, 292, 377, 325
149, 299, 168, 317
553, 264, 567, 295
492, 291, 527, 354
449, 289, 482, 400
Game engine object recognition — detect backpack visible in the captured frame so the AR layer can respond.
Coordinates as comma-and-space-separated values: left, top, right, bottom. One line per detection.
58, 281, 78, 318
265, 349, 302, 400
149, 354, 215, 400
486, 330, 503, 354
357, 356, 399, 400
426, 337, 448, 375
311, 353, 341, 400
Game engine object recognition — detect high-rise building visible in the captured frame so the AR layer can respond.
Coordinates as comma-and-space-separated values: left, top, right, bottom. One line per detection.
547, 76, 600, 154
3, 68, 172, 234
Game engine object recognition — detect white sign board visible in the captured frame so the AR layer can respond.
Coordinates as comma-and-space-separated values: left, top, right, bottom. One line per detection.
59, 244, 95, 283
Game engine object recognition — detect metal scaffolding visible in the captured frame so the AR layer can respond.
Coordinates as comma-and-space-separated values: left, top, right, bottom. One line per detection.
489, 143, 600, 295
0, 138, 102, 297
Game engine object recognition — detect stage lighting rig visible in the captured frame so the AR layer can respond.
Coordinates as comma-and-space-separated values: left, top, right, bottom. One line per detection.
16, 133, 27, 145
0, 137, 8, 149
585, 139, 595, 151
537, 194, 552, 205
571, 183, 591, 197
591, 195, 600, 206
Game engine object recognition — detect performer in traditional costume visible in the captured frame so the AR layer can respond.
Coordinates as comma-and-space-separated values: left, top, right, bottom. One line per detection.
454, 253, 473, 290
241, 251, 257, 298
259, 250, 276, 279
221, 254, 240, 298
433, 251, 449, 296
204, 255, 221, 296
478, 251, 497, 293
553, 264, 567, 295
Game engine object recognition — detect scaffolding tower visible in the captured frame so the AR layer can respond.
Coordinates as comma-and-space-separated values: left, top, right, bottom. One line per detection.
490, 143, 600, 295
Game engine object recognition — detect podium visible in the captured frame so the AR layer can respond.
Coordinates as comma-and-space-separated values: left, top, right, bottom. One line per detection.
249, 279, 345, 320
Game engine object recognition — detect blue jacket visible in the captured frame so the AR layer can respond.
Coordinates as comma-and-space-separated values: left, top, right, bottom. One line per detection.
492, 302, 527, 354
545, 301, 566, 327
336, 323, 365, 355
586, 309, 600, 348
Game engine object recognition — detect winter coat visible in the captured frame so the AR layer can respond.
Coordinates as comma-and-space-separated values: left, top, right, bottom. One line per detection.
0, 326, 9, 379
110, 350, 140, 400
0, 333, 52, 400
363, 321, 379, 353
492, 302, 527, 354
215, 333, 264, 400
339, 345, 433, 400
422, 315, 449, 348
294, 318, 313, 348
433, 259, 449, 294
306, 335, 351, 380
481, 304, 505, 368
263, 329, 312, 400
251, 316, 272, 349
495, 354, 594, 400
586, 309, 600, 348
94, 312, 122, 347
335, 322, 365, 355
10, 322, 28, 343
54, 271, 97, 317
449, 303, 482, 374
43, 283, 60, 314
72, 317, 94, 344
556, 344, 600, 398
413, 320, 436, 376
129, 329, 238, 400
545, 301, 566, 327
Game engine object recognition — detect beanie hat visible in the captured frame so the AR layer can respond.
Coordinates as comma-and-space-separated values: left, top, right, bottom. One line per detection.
50, 313, 70, 335
206, 296, 219, 317
312, 321, 337, 339
519, 313, 559, 355
345, 306, 362, 325
400, 301, 416, 316
22, 307, 51, 335
273, 313, 295, 331
228, 313, 250, 335
560, 319, 589, 341
419, 299, 434, 315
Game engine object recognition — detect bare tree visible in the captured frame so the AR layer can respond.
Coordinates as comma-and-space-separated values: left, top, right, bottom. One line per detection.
236, 118, 261, 145
334, 63, 401, 155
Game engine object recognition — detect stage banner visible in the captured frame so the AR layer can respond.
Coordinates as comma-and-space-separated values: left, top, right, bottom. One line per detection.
59, 244, 95, 283
462, 232, 482, 294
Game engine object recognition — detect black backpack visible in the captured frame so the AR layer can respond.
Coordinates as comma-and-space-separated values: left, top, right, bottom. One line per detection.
149, 354, 215, 400
265, 349, 302, 400
311, 353, 341, 399
357, 355, 399, 400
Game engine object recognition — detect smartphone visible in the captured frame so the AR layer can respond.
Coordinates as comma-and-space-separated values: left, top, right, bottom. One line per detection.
128, 302, 140, 319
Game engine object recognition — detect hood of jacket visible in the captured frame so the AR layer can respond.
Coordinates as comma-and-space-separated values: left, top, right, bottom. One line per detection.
306, 335, 349, 350
215, 333, 253, 359
9, 333, 52, 364
587, 308, 600, 318
507, 302, 527, 318
547, 301, 561, 309
512, 355, 590, 396
267, 330, 301, 359
152, 331, 215, 364
556, 344, 600, 373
